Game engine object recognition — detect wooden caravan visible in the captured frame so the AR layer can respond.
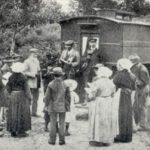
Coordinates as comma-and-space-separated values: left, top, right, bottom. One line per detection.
59, 10, 150, 65
59, 10, 150, 102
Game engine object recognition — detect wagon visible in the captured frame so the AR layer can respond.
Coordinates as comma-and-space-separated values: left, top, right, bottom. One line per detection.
60, 9, 150, 65
59, 9, 150, 101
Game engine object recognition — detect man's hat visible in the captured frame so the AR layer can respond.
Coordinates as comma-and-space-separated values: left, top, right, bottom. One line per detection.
65, 40, 74, 46
128, 54, 141, 64
52, 67, 64, 76
89, 39, 97, 43
29, 48, 39, 53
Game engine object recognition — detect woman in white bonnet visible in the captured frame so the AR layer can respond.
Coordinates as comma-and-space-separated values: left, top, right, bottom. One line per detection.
113, 58, 136, 143
86, 66, 116, 146
6, 62, 32, 137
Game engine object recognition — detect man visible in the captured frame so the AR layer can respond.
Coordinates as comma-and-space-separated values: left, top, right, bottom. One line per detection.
83, 39, 102, 82
60, 40, 80, 79
24, 48, 41, 116
78, 39, 102, 102
129, 54, 150, 131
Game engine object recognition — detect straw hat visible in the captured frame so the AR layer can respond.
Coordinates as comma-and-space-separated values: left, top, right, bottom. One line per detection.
64, 79, 78, 91
11, 62, 25, 73
89, 39, 97, 43
117, 58, 133, 71
96, 66, 113, 78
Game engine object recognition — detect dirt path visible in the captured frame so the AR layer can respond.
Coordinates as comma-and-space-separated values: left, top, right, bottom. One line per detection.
1, 89, 150, 150
0, 113, 150, 150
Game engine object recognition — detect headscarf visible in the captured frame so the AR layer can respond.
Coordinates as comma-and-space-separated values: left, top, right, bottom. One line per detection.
117, 58, 133, 71
96, 66, 113, 78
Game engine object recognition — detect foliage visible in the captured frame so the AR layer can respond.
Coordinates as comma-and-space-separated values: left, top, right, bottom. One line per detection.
93, 0, 119, 9
72, 0, 150, 16
0, 0, 63, 56
68, 0, 80, 17
73, 0, 120, 15
40, 0, 64, 23
16, 23, 61, 59
119, 0, 150, 15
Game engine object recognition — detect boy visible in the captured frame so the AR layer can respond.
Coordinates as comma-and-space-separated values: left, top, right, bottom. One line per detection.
44, 67, 70, 145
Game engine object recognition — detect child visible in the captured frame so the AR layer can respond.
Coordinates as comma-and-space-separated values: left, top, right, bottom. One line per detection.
44, 67, 70, 145
64, 79, 79, 136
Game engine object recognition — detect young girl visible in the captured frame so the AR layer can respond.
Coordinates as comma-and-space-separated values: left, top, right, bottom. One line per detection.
64, 79, 79, 136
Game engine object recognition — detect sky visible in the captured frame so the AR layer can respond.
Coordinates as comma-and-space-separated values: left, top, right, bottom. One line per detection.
56, 0, 71, 12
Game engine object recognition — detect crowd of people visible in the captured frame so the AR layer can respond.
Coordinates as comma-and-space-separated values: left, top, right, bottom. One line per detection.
86, 55, 150, 146
0, 39, 149, 147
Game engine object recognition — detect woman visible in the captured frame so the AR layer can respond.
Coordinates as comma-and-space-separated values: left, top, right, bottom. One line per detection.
113, 58, 136, 143
6, 62, 32, 137
86, 66, 116, 146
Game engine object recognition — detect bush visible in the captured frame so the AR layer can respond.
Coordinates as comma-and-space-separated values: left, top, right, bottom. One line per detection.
0, 23, 61, 57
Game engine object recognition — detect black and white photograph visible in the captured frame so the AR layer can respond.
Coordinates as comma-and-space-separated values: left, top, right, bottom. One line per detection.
1, 0, 150, 150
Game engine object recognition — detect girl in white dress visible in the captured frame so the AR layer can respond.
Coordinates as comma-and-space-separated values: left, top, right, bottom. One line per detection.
64, 79, 79, 136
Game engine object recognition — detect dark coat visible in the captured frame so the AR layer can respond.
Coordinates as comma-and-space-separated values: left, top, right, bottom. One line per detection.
113, 70, 136, 140
6, 73, 32, 133
44, 78, 71, 113
0, 71, 7, 107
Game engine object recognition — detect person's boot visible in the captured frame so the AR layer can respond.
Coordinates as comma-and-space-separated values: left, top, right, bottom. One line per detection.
65, 123, 70, 136
44, 112, 50, 132
44, 122, 49, 132
11, 131, 17, 137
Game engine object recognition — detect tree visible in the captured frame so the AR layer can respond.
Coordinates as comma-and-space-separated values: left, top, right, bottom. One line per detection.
40, 0, 65, 23
120, 0, 150, 15
68, 0, 80, 17
74, 0, 120, 15
94, 0, 119, 9
0, 0, 42, 55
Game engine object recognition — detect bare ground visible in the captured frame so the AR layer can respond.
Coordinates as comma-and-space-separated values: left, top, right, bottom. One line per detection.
1, 89, 150, 150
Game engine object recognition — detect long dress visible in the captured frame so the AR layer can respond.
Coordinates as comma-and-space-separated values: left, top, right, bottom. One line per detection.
88, 77, 116, 144
113, 70, 136, 142
65, 91, 79, 123
6, 73, 32, 134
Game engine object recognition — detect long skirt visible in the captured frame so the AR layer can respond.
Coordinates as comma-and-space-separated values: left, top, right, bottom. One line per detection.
88, 96, 115, 144
133, 85, 149, 128
118, 88, 132, 141
7, 91, 31, 133
65, 91, 79, 123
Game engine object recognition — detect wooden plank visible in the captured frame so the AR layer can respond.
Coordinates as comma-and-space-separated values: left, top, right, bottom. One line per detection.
123, 40, 150, 47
